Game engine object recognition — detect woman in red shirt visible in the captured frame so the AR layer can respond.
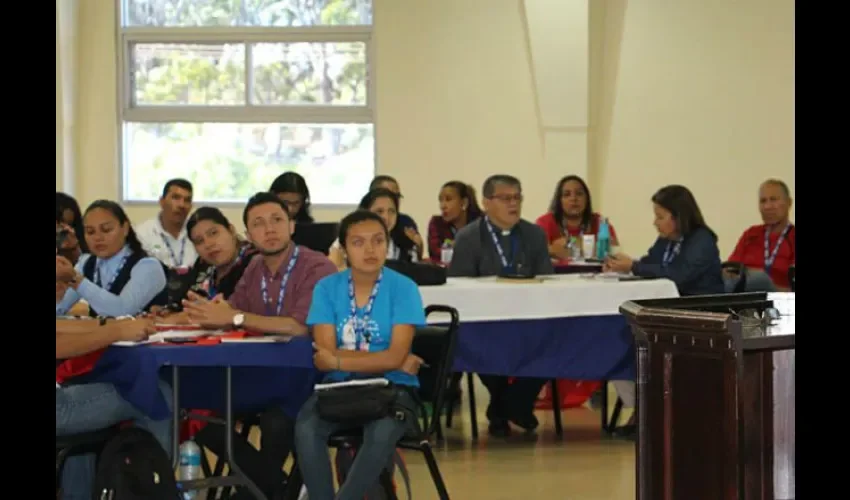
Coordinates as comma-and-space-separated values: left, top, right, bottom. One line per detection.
534, 175, 620, 413
727, 179, 795, 290
536, 175, 619, 263
426, 181, 483, 262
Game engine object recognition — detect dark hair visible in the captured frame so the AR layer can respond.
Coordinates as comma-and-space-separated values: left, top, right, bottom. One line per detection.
186, 206, 232, 238
761, 178, 791, 198
269, 172, 314, 223
358, 188, 415, 260
162, 178, 193, 198
242, 192, 291, 226
338, 210, 390, 249
651, 185, 716, 240
441, 181, 483, 221
83, 200, 146, 255
56, 191, 88, 253
482, 174, 521, 199
549, 175, 593, 231
369, 175, 399, 191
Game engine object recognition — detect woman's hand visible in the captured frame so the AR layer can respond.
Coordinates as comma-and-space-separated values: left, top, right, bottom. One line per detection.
400, 354, 424, 375
313, 344, 339, 372
548, 237, 570, 260
56, 256, 76, 283
403, 227, 423, 249
56, 281, 69, 303
605, 253, 634, 273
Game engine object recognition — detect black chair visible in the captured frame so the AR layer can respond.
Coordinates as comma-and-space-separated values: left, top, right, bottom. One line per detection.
56, 426, 121, 493
721, 261, 749, 293
285, 304, 460, 500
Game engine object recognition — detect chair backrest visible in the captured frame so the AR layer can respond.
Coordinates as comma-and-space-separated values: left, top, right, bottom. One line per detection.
415, 304, 460, 439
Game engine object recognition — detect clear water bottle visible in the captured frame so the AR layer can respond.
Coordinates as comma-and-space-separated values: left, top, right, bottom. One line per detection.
178, 439, 203, 499
596, 217, 611, 260
440, 240, 454, 265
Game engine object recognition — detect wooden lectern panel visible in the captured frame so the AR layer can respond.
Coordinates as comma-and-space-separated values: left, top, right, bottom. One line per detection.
629, 311, 741, 500
623, 293, 795, 500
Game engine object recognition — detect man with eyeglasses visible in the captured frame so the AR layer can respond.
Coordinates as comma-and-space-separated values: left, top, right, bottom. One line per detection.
448, 174, 553, 437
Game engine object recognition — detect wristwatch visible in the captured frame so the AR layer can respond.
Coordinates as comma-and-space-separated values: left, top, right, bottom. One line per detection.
232, 313, 245, 329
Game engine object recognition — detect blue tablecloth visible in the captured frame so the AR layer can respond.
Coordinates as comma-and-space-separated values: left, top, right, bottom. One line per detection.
451, 315, 635, 380
87, 337, 321, 420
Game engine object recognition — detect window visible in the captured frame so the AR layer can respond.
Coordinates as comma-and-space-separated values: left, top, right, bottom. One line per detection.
118, 0, 374, 204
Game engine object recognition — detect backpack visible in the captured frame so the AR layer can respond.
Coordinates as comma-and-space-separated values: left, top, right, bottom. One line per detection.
333, 448, 412, 500
91, 427, 180, 499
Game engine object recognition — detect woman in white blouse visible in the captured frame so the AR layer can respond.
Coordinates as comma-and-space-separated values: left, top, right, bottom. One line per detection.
329, 188, 419, 270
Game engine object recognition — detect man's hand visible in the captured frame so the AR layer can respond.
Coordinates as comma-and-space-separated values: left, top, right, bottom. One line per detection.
182, 294, 236, 329
313, 344, 339, 372
400, 354, 424, 375
111, 318, 157, 343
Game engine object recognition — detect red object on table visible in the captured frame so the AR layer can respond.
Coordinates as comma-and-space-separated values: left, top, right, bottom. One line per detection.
535, 379, 602, 410
56, 349, 105, 384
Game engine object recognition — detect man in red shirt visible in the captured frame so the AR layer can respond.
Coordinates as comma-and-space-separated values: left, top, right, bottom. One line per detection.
726, 179, 795, 291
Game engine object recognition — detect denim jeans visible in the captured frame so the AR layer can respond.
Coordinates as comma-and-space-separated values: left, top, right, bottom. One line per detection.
294, 388, 417, 500
56, 381, 173, 500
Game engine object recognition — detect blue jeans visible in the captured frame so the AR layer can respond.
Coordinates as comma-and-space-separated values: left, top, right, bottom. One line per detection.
294, 388, 418, 500
56, 381, 173, 500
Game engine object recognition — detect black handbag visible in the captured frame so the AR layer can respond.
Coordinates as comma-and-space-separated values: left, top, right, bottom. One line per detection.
315, 381, 407, 426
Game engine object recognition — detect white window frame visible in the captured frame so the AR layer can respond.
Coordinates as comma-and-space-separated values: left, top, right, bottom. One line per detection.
116, 1, 376, 205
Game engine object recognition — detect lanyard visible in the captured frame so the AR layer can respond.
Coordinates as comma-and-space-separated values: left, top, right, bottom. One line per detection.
159, 232, 187, 268
764, 224, 791, 275
208, 246, 247, 298
484, 217, 518, 271
349, 270, 383, 351
260, 246, 300, 317
662, 239, 682, 267
95, 254, 130, 291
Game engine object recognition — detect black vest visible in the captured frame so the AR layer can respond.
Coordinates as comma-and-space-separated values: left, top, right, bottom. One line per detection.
81, 252, 169, 317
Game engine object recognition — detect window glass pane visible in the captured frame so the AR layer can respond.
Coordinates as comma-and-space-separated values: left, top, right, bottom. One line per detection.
124, 122, 374, 204
133, 43, 246, 106
251, 42, 367, 106
124, 0, 373, 27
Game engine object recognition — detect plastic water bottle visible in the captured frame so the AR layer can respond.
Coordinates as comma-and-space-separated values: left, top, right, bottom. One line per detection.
178, 439, 202, 499
440, 239, 454, 265
596, 217, 610, 259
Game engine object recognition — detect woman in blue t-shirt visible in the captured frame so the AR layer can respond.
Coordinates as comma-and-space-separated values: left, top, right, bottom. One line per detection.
296, 210, 426, 500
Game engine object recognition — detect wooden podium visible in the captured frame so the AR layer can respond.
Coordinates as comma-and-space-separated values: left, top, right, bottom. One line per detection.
620, 292, 795, 500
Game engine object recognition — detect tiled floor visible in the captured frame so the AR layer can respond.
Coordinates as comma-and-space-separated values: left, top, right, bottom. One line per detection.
220, 382, 636, 499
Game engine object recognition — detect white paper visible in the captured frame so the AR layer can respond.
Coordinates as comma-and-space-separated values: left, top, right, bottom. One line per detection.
111, 329, 224, 346
314, 378, 389, 391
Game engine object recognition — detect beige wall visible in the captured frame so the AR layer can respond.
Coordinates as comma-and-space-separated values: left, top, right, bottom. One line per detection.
57, 0, 794, 258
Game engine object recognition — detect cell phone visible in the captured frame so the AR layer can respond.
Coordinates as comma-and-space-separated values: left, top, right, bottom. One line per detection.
56, 229, 70, 251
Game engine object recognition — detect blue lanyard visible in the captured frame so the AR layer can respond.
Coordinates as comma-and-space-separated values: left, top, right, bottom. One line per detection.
259, 246, 300, 317
94, 254, 130, 291
484, 217, 518, 271
208, 246, 247, 298
764, 224, 791, 275
348, 270, 382, 351
159, 232, 186, 268
662, 240, 682, 267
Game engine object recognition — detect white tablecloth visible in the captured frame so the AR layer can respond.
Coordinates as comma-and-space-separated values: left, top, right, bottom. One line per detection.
419, 275, 679, 323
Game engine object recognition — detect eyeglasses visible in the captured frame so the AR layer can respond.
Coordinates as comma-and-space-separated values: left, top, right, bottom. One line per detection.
489, 194, 523, 203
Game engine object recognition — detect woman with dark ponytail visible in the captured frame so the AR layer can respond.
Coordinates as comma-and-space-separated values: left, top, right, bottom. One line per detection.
55, 200, 169, 317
